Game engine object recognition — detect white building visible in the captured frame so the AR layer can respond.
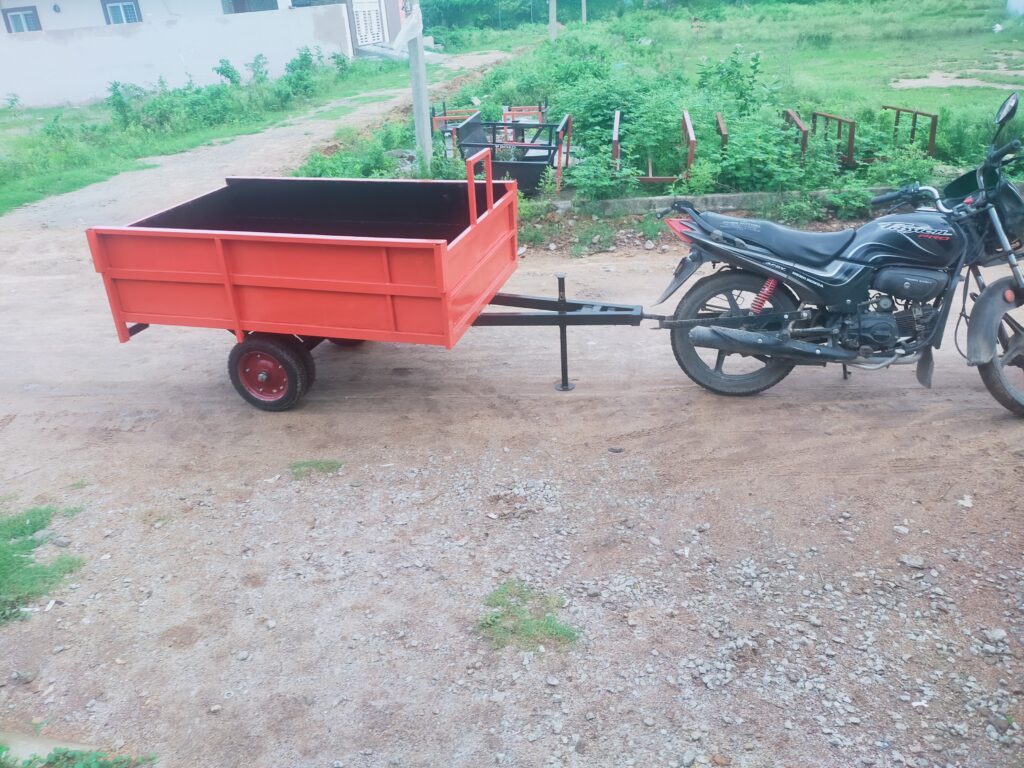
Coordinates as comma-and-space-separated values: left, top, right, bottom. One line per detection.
0, 0, 403, 105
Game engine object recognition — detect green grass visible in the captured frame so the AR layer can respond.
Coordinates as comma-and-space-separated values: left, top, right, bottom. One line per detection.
0, 507, 83, 624
0, 745, 154, 768
572, 221, 616, 256
478, 580, 578, 649
0, 52, 463, 215
430, 24, 547, 53
289, 460, 342, 479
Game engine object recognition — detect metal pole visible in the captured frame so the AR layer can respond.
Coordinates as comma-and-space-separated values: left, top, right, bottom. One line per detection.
408, 24, 432, 170
549, 0, 557, 41
581, 0, 586, 24
555, 273, 574, 392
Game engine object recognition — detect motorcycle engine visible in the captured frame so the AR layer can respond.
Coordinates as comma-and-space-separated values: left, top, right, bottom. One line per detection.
840, 296, 938, 352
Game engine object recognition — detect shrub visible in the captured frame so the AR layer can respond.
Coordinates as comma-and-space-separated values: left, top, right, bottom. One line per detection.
569, 151, 638, 202
213, 59, 242, 86
246, 53, 269, 84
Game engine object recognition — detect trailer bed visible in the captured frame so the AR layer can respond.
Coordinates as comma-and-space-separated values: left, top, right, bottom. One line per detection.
88, 156, 517, 349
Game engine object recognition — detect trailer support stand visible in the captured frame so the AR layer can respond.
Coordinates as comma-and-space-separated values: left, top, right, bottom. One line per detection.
472, 275, 645, 391
554, 273, 575, 391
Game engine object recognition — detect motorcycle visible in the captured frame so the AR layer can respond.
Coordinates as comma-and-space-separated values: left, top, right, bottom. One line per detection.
655, 93, 1024, 416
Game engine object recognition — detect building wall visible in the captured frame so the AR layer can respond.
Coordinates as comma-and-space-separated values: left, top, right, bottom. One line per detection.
0, 0, 229, 32
0, 4, 353, 105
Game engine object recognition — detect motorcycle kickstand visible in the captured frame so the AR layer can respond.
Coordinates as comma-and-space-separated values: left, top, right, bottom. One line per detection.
842, 363, 851, 381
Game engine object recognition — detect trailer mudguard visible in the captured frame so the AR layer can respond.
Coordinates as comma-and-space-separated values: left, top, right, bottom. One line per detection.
654, 251, 706, 305
967, 275, 1024, 365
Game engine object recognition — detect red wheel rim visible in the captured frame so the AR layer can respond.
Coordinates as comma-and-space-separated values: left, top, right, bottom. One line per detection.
238, 351, 289, 402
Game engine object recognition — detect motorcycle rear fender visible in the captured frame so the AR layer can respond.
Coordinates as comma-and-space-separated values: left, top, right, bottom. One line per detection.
967, 275, 1024, 365
654, 250, 706, 305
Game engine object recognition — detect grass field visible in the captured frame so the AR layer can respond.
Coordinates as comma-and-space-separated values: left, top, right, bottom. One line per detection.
650, 0, 1022, 116
0, 57, 443, 215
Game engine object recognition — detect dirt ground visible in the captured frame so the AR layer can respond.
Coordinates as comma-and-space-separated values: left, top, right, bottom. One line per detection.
1, 54, 1023, 768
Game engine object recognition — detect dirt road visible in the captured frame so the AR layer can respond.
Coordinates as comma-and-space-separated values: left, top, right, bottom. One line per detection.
1, 54, 1022, 768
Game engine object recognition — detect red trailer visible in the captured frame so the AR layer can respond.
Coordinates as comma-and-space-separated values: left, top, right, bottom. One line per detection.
88, 151, 644, 410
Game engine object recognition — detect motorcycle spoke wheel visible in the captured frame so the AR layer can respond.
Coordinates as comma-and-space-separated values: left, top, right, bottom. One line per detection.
670, 272, 797, 397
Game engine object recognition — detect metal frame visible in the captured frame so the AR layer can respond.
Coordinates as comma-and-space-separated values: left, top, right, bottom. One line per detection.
716, 112, 728, 149
613, 109, 696, 184
882, 105, 938, 156
784, 109, 809, 156
474, 274, 643, 391
452, 112, 572, 192
812, 111, 857, 167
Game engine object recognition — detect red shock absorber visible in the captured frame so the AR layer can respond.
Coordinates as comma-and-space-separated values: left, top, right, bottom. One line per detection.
750, 278, 779, 315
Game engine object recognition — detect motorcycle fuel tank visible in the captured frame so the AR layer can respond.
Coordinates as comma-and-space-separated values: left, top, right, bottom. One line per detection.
842, 211, 963, 269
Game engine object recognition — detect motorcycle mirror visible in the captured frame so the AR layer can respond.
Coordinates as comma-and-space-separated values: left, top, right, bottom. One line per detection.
995, 92, 1019, 127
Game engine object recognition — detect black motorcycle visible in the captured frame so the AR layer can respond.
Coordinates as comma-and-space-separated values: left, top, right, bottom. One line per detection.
655, 93, 1024, 416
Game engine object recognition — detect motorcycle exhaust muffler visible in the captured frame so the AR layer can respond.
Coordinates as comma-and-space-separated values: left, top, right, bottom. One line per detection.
689, 326, 857, 363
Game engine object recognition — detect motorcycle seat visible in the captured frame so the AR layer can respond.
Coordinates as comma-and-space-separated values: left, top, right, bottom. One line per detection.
700, 212, 855, 267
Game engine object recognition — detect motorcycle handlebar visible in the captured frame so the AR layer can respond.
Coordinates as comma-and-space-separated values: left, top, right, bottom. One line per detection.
871, 189, 903, 206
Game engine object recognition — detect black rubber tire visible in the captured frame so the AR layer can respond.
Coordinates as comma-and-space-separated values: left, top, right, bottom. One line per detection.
671, 271, 798, 396
279, 335, 318, 391
977, 324, 1024, 417
329, 338, 366, 348
228, 336, 309, 411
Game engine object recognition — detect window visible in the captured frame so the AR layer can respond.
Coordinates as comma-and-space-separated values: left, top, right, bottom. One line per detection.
222, 0, 278, 13
102, 0, 142, 24
2, 6, 42, 33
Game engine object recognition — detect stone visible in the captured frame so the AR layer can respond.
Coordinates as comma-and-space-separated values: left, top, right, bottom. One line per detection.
981, 628, 1007, 644
51, 536, 71, 548
893, 525, 909, 535
209, 704, 223, 714
644, 240, 656, 250
711, 755, 731, 766
682, 749, 696, 767
546, 675, 559, 687
899, 554, 925, 569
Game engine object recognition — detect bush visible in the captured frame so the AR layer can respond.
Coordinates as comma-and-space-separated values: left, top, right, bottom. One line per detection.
213, 59, 242, 87
569, 152, 638, 202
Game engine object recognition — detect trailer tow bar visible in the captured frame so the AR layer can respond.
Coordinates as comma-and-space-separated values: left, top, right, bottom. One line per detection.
473, 274, 647, 391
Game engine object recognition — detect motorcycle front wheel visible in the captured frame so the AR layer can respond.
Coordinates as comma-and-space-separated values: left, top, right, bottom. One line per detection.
978, 303, 1024, 416
671, 271, 797, 396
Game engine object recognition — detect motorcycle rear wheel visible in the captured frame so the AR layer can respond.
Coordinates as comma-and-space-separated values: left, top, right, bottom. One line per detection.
978, 306, 1024, 417
671, 271, 797, 396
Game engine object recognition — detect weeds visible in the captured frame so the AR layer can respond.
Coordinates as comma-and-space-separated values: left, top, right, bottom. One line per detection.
0, 507, 83, 624
573, 221, 616, 255
478, 580, 578, 649
0, 745, 155, 768
289, 460, 342, 479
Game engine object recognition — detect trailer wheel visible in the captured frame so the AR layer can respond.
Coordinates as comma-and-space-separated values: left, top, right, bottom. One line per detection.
282, 335, 318, 390
229, 336, 308, 411
247, 333, 317, 390
329, 338, 366, 348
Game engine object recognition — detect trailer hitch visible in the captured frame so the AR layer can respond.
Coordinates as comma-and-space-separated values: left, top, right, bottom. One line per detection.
474, 274, 644, 391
